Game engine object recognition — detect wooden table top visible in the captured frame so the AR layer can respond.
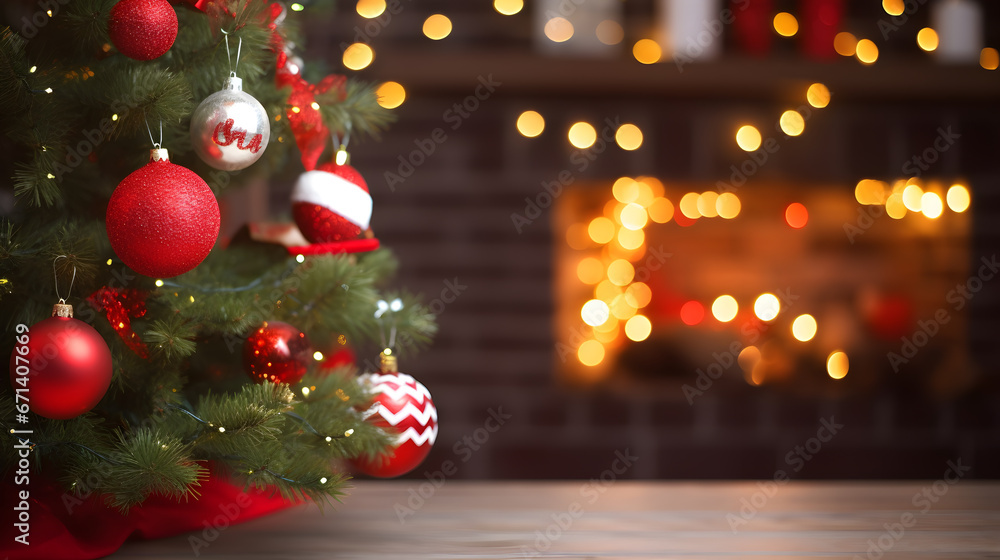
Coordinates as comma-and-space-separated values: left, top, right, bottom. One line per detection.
114, 480, 1000, 559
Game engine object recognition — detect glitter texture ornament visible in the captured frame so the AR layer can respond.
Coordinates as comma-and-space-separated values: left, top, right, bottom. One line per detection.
291, 160, 372, 243
190, 76, 271, 171
243, 321, 312, 385
106, 148, 220, 278
108, 0, 178, 61
353, 353, 438, 478
10, 302, 113, 420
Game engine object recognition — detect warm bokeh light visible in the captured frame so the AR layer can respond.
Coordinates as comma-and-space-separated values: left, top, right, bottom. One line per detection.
620, 203, 648, 230
754, 293, 780, 322
633, 39, 662, 64
493, 0, 523, 16
544, 17, 574, 42
679, 192, 701, 219
376, 81, 405, 109
596, 19, 624, 45
856, 39, 878, 64
342, 43, 374, 70
917, 28, 939, 52
712, 295, 738, 323
577, 257, 604, 285
791, 314, 817, 342
855, 179, 888, 205
422, 14, 452, 40
639, 176, 665, 197
697, 191, 719, 218
773, 12, 798, 37
625, 282, 652, 308
785, 202, 809, 229
582, 299, 610, 327
613, 177, 639, 203
588, 216, 615, 244
578, 340, 605, 366
568, 121, 597, 149
356, 0, 386, 18
738, 345, 761, 373
921, 192, 943, 219
594, 315, 619, 333
610, 294, 637, 320
595, 280, 620, 302
807, 83, 830, 108
886, 192, 907, 219
981, 48, 1000, 70
624, 315, 652, 342
827, 351, 849, 379
902, 184, 924, 212
616, 123, 643, 150
617, 227, 644, 250
736, 125, 762, 152
779, 110, 805, 136
716, 192, 741, 219
607, 259, 635, 286
947, 184, 971, 212
516, 110, 545, 137
882, 0, 904, 16
680, 301, 705, 326
648, 197, 674, 223
834, 32, 857, 56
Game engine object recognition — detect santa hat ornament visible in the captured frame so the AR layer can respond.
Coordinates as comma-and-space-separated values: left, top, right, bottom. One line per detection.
291, 131, 372, 244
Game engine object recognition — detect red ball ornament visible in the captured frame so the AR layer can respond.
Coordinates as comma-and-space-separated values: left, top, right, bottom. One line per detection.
108, 0, 178, 61
243, 321, 312, 385
106, 149, 220, 278
291, 161, 372, 243
9, 304, 113, 420
353, 355, 437, 478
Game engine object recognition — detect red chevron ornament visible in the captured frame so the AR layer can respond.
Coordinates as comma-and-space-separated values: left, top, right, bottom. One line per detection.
353, 356, 437, 478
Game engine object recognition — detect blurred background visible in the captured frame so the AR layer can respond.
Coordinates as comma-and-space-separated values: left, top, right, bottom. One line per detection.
248, 0, 1000, 479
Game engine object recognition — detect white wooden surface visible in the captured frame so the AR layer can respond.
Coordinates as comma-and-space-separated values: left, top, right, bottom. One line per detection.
112, 481, 1000, 559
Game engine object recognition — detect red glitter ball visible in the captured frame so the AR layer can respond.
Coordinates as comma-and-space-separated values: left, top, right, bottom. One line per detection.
106, 157, 220, 278
108, 0, 178, 61
292, 163, 369, 243
243, 321, 312, 385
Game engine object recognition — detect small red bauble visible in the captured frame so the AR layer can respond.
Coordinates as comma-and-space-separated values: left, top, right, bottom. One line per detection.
291, 162, 372, 243
9, 305, 113, 420
353, 357, 437, 478
106, 149, 220, 278
108, 0, 178, 61
243, 321, 312, 385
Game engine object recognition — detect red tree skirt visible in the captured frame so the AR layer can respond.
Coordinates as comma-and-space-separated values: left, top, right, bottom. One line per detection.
0, 463, 299, 560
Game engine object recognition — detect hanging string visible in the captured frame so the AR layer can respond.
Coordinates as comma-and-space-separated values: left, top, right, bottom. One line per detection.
53, 255, 76, 304
144, 118, 162, 149
222, 30, 243, 77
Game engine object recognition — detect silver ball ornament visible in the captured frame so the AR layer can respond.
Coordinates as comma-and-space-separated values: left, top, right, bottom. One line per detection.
190, 76, 270, 171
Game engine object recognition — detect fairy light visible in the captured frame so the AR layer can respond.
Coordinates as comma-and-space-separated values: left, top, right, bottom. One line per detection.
291, 3, 304, 11
155, 279, 164, 287
310, 101, 320, 110
296, 254, 305, 263
494, 0, 523, 15
423, 14, 452, 40
516, 110, 545, 137
313, 351, 324, 361
376, 81, 406, 109
344, 429, 354, 437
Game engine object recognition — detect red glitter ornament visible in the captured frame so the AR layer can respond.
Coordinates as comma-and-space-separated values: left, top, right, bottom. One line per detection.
243, 321, 312, 385
9, 303, 113, 420
108, 0, 178, 61
106, 149, 220, 278
353, 354, 437, 478
291, 162, 371, 243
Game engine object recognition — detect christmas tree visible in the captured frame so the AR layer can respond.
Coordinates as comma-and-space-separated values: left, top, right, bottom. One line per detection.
0, 0, 436, 527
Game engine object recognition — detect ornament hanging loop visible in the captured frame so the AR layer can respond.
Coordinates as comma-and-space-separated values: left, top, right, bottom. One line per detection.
222, 30, 243, 78
52, 255, 76, 317
144, 117, 163, 149
53, 255, 77, 304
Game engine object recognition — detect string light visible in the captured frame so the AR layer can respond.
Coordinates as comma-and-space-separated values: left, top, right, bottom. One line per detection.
494, 0, 523, 15
916, 28, 939, 52
773, 12, 798, 37
356, 0, 386, 18
423, 14, 452, 40
516, 110, 545, 137
544, 17, 574, 43
632, 39, 661, 64
376, 81, 406, 109
856, 39, 878, 64
342, 43, 374, 70
615, 124, 643, 150
568, 122, 597, 149
736, 125, 761, 152
827, 351, 849, 379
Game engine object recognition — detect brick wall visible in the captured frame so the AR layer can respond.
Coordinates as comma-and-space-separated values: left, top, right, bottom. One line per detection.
301, 5, 1000, 480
